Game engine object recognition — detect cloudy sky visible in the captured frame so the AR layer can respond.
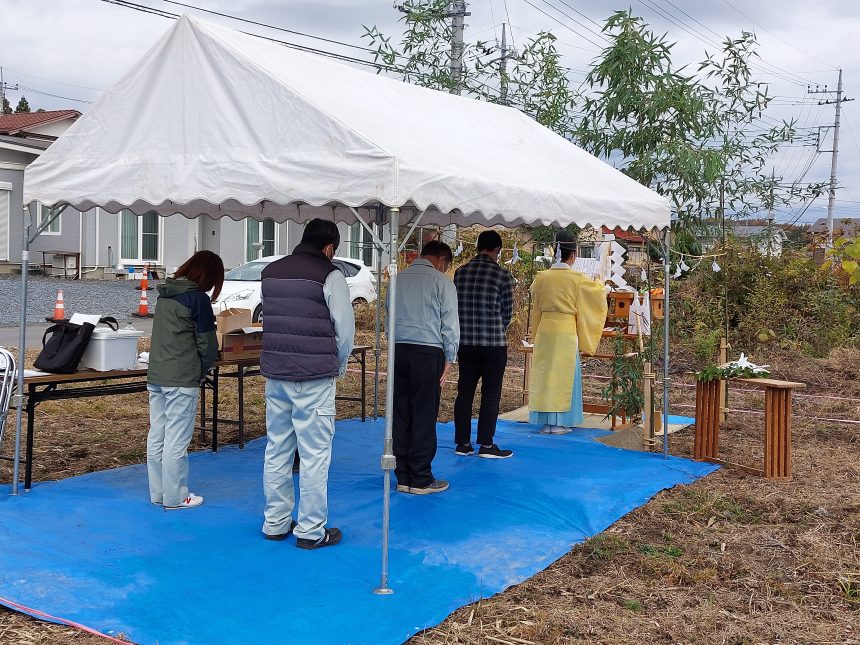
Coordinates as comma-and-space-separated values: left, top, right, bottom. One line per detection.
2, 0, 858, 225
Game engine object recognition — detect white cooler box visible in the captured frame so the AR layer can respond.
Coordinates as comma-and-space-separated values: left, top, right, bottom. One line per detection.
79, 328, 145, 371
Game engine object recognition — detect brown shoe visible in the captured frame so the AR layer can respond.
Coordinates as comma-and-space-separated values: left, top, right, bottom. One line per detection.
407, 480, 449, 495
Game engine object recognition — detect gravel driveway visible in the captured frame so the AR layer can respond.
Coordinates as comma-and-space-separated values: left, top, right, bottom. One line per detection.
0, 275, 158, 325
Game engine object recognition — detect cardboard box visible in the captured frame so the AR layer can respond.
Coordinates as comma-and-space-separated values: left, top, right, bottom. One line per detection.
215, 307, 253, 348
219, 322, 263, 360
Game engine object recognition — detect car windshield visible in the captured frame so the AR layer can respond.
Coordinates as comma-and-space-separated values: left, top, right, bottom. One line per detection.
333, 259, 360, 277
224, 261, 269, 281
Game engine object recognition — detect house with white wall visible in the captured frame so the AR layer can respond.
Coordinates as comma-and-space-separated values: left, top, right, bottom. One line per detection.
0, 110, 379, 277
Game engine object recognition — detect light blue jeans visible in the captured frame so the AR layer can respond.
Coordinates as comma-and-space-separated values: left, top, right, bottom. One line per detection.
147, 385, 199, 506
263, 377, 337, 540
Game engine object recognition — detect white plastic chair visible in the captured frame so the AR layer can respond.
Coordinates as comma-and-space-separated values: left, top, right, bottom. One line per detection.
0, 348, 16, 449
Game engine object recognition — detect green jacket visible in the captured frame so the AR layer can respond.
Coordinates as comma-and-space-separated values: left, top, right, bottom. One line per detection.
147, 278, 218, 387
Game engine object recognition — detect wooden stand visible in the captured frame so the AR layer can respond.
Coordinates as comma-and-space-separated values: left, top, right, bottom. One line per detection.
693, 377, 805, 480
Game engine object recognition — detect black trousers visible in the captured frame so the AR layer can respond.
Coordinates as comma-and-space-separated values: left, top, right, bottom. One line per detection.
453, 345, 508, 446
392, 343, 445, 488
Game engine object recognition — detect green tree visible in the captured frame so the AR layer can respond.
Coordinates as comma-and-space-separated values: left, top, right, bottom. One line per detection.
1, 97, 11, 115
15, 96, 31, 113
576, 10, 823, 237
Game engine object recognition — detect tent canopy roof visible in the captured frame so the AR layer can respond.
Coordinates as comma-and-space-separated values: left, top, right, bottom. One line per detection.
24, 15, 670, 230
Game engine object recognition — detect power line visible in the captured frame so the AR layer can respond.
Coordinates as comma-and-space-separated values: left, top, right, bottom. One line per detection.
721, 0, 835, 69
520, 0, 603, 51
97, 0, 542, 112
641, 0, 816, 88
160, 0, 375, 53
0, 66, 104, 92
15, 85, 94, 104
537, 0, 610, 43
509, 25, 598, 53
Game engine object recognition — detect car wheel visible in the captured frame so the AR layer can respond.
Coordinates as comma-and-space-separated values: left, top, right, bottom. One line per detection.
253, 305, 263, 324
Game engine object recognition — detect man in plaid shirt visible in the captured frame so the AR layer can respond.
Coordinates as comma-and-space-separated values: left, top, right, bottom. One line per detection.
452, 230, 515, 459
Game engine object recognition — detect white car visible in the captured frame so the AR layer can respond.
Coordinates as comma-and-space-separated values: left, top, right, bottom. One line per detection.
213, 255, 377, 323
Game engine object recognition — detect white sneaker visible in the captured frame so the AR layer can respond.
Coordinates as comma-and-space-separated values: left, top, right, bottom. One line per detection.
550, 425, 572, 434
540, 424, 553, 434
164, 493, 204, 510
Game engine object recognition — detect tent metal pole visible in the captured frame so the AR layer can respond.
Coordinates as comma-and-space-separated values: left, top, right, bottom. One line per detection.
398, 210, 426, 253
11, 206, 33, 495
373, 207, 384, 420
662, 228, 671, 459
375, 205, 398, 595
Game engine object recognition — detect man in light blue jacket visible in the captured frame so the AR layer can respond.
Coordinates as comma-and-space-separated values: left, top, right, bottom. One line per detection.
390, 241, 459, 495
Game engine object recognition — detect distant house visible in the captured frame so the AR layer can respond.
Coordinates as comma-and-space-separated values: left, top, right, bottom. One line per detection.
809, 217, 860, 239
0, 110, 378, 277
808, 217, 860, 262
731, 224, 788, 257
577, 225, 649, 264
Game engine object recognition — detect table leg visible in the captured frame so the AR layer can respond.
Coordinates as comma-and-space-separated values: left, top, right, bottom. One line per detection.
238, 366, 245, 449
360, 350, 367, 422
523, 351, 532, 406
212, 367, 219, 452
25, 385, 37, 491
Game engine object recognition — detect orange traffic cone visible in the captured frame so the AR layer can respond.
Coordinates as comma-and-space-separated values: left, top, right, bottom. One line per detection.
51, 289, 66, 321
139, 263, 149, 291
132, 289, 153, 318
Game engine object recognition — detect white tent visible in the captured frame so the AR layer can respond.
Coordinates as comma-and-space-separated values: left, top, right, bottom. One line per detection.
15, 15, 672, 593
23, 15, 668, 229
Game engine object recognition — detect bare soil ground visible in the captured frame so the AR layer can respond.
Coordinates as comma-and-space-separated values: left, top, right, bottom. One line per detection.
1, 321, 858, 644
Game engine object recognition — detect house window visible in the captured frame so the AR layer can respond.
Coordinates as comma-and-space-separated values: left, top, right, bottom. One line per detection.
0, 184, 9, 261
578, 243, 594, 259
246, 218, 276, 262
38, 204, 61, 235
121, 210, 160, 262
349, 221, 375, 266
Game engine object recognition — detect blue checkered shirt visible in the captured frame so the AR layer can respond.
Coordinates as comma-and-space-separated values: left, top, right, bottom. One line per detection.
453, 254, 514, 347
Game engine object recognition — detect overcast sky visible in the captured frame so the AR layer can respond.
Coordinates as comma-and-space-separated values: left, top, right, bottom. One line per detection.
2, 0, 858, 225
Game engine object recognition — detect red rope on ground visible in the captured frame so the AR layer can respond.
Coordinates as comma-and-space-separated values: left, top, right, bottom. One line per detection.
0, 596, 129, 643
668, 381, 860, 402
670, 403, 860, 425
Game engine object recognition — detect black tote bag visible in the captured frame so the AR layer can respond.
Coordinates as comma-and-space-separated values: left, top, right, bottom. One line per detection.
33, 317, 119, 374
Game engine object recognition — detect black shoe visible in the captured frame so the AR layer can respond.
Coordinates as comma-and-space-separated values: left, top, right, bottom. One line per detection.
296, 527, 343, 550
455, 443, 474, 456
478, 444, 514, 459
408, 480, 449, 495
263, 524, 294, 541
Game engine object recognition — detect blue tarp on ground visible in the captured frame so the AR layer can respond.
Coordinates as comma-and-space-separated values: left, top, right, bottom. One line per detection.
0, 419, 716, 645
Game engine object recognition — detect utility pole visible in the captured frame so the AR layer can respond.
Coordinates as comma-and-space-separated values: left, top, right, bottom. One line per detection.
809, 69, 854, 247
500, 23, 508, 105
449, 1, 469, 95
0, 67, 19, 115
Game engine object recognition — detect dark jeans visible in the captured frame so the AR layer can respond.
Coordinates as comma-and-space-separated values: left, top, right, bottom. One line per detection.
392, 343, 445, 488
454, 345, 508, 446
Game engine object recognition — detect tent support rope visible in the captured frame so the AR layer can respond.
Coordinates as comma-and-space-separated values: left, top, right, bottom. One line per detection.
348, 206, 387, 420
398, 210, 426, 252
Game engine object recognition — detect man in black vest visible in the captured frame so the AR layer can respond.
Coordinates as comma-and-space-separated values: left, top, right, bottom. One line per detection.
260, 219, 355, 549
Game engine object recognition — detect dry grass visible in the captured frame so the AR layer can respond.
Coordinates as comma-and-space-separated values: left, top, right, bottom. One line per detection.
1, 320, 858, 644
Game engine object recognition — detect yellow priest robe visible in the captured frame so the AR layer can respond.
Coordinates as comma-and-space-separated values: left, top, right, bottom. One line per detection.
529, 266, 607, 413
